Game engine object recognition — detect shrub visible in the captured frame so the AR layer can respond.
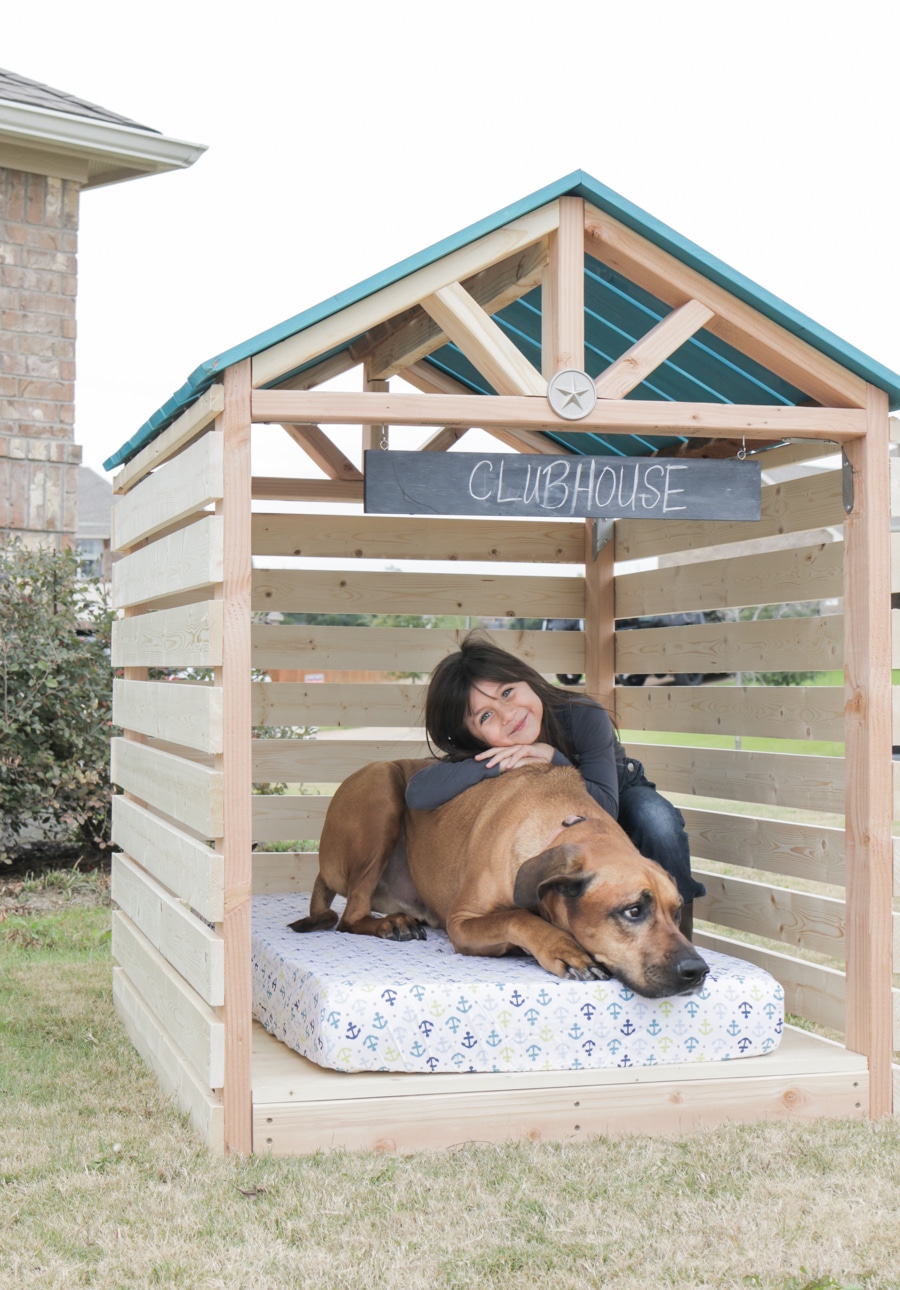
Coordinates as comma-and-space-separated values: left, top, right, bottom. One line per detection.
0, 539, 116, 864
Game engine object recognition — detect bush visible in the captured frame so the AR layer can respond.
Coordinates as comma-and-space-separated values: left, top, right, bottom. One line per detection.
0, 539, 115, 864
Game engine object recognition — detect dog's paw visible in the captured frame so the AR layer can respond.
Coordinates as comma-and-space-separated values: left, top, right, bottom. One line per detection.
564, 961, 611, 982
375, 913, 427, 942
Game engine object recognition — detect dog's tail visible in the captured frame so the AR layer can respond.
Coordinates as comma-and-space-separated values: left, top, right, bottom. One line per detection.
288, 874, 339, 933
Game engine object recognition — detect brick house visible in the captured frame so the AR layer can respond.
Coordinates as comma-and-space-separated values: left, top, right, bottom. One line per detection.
0, 68, 205, 549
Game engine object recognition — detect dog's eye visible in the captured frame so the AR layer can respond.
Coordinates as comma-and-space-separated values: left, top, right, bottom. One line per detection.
622, 904, 644, 921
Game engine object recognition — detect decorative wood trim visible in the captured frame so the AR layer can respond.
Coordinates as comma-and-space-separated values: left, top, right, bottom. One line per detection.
281, 423, 363, 481
594, 299, 715, 400
113, 385, 225, 496
583, 202, 868, 410
218, 359, 254, 1154
842, 384, 894, 1115
252, 389, 866, 440
110, 600, 224, 670
112, 431, 224, 552
251, 203, 560, 388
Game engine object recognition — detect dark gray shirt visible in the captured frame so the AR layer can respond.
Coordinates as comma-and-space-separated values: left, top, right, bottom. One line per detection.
405, 698, 620, 818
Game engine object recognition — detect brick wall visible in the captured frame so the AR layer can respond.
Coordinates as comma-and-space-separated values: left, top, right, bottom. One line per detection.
0, 166, 81, 546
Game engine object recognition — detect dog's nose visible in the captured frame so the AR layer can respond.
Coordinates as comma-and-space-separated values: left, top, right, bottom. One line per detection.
677, 956, 709, 989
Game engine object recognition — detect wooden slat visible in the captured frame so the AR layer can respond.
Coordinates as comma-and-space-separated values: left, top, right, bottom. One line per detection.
252, 681, 426, 729
616, 540, 843, 619
594, 300, 715, 400
112, 432, 224, 552
113, 679, 224, 754
696, 869, 846, 961
891, 458, 900, 517
251, 388, 866, 440
842, 384, 894, 1116
616, 614, 843, 677
252, 794, 331, 842
111, 600, 224, 669
583, 202, 867, 410
113, 385, 225, 496
681, 807, 846, 885
250, 513, 585, 563
632, 742, 846, 813
420, 426, 469, 452
112, 796, 224, 923
252, 852, 320, 894
252, 738, 431, 784
111, 738, 224, 837
891, 533, 900, 594
112, 854, 225, 1006
250, 625, 585, 674
113, 516, 224, 610
616, 685, 844, 743
616, 471, 844, 562
251, 477, 364, 503
251, 568, 584, 618
281, 423, 363, 481
252, 202, 560, 388
693, 932, 847, 1036
584, 520, 615, 714
362, 240, 549, 380
113, 969, 224, 1155
421, 281, 546, 397
112, 911, 224, 1088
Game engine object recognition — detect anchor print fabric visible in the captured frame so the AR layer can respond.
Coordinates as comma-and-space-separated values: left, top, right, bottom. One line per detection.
252, 894, 784, 1074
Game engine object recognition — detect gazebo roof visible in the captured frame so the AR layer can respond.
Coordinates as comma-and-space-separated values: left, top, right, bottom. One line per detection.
105, 169, 900, 471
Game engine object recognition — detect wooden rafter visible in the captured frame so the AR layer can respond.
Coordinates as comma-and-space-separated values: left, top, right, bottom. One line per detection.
594, 298, 715, 399
281, 423, 363, 481
583, 202, 867, 410
421, 281, 546, 397
254, 389, 867, 441
271, 349, 359, 392
357, 241, 548, 380
419, 426, 469, 452
399, 361, 556, 455
252, 203, 559, 389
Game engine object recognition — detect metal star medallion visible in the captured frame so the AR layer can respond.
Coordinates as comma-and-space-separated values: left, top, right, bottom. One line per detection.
547, 368, 597, 421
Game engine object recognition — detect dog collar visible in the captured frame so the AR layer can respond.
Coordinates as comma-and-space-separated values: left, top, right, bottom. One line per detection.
541, 815, 587, 851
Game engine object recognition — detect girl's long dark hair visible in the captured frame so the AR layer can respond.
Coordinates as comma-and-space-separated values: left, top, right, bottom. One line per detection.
423, 631, 592, 763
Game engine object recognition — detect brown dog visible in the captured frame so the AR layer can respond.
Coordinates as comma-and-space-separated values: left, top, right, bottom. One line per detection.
290, 759, 708, 999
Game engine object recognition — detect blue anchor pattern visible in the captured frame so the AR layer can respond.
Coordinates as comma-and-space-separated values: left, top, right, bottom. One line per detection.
251, 895, 784, 1075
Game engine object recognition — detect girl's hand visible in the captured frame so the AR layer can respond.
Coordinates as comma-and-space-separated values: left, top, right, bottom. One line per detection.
475, 742, 555, 771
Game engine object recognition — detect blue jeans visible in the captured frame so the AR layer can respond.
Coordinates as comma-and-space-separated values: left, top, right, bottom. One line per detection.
616, 757, 706, 906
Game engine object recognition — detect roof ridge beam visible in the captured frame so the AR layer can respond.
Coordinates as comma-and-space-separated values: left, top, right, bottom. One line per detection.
421, 281, 546, 397
594, 298, 715, 400
583, 202, 866, 410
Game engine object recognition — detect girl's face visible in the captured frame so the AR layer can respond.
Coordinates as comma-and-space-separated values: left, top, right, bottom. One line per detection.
463, 679, 544, 748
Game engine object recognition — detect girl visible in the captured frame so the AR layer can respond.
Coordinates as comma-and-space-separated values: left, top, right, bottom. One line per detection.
405, 633, 705, 937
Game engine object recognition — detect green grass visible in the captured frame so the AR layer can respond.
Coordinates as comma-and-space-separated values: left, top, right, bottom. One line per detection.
2, 873, 900, 1288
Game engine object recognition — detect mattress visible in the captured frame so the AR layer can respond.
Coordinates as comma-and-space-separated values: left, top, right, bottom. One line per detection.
252, 893, 784, 1075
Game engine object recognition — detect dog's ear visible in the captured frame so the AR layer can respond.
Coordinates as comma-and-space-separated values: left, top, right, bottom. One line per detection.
513, 844, 593, 909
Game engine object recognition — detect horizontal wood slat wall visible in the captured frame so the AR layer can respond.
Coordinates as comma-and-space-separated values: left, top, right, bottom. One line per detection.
114, 679, 224, 754
113, 515, 224, 610
111, 738, 224, 838
111, 796, 224, 923
615, 615, 843, 677
616, 686, 844, 743
111, 600, 224, 670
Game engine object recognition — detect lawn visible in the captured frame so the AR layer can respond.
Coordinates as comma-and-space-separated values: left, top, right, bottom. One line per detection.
2, 869, 900, 1289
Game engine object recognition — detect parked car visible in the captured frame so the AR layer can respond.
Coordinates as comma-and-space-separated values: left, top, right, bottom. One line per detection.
541, 614, 713, 687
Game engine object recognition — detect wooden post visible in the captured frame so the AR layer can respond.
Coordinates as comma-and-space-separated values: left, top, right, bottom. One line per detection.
363, 374, 389, 452
843, 383, 893, 1117
217, 359, 253, 1153
542, 196, 585, 379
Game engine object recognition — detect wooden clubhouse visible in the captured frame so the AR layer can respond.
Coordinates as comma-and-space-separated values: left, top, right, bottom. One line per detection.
104, 170, 900, 1155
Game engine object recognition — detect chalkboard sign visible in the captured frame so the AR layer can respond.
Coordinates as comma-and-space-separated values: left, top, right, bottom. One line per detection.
364, 451, 761, 521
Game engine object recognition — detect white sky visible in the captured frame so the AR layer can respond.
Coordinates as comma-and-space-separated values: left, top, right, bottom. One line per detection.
5, 0, 899, 479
